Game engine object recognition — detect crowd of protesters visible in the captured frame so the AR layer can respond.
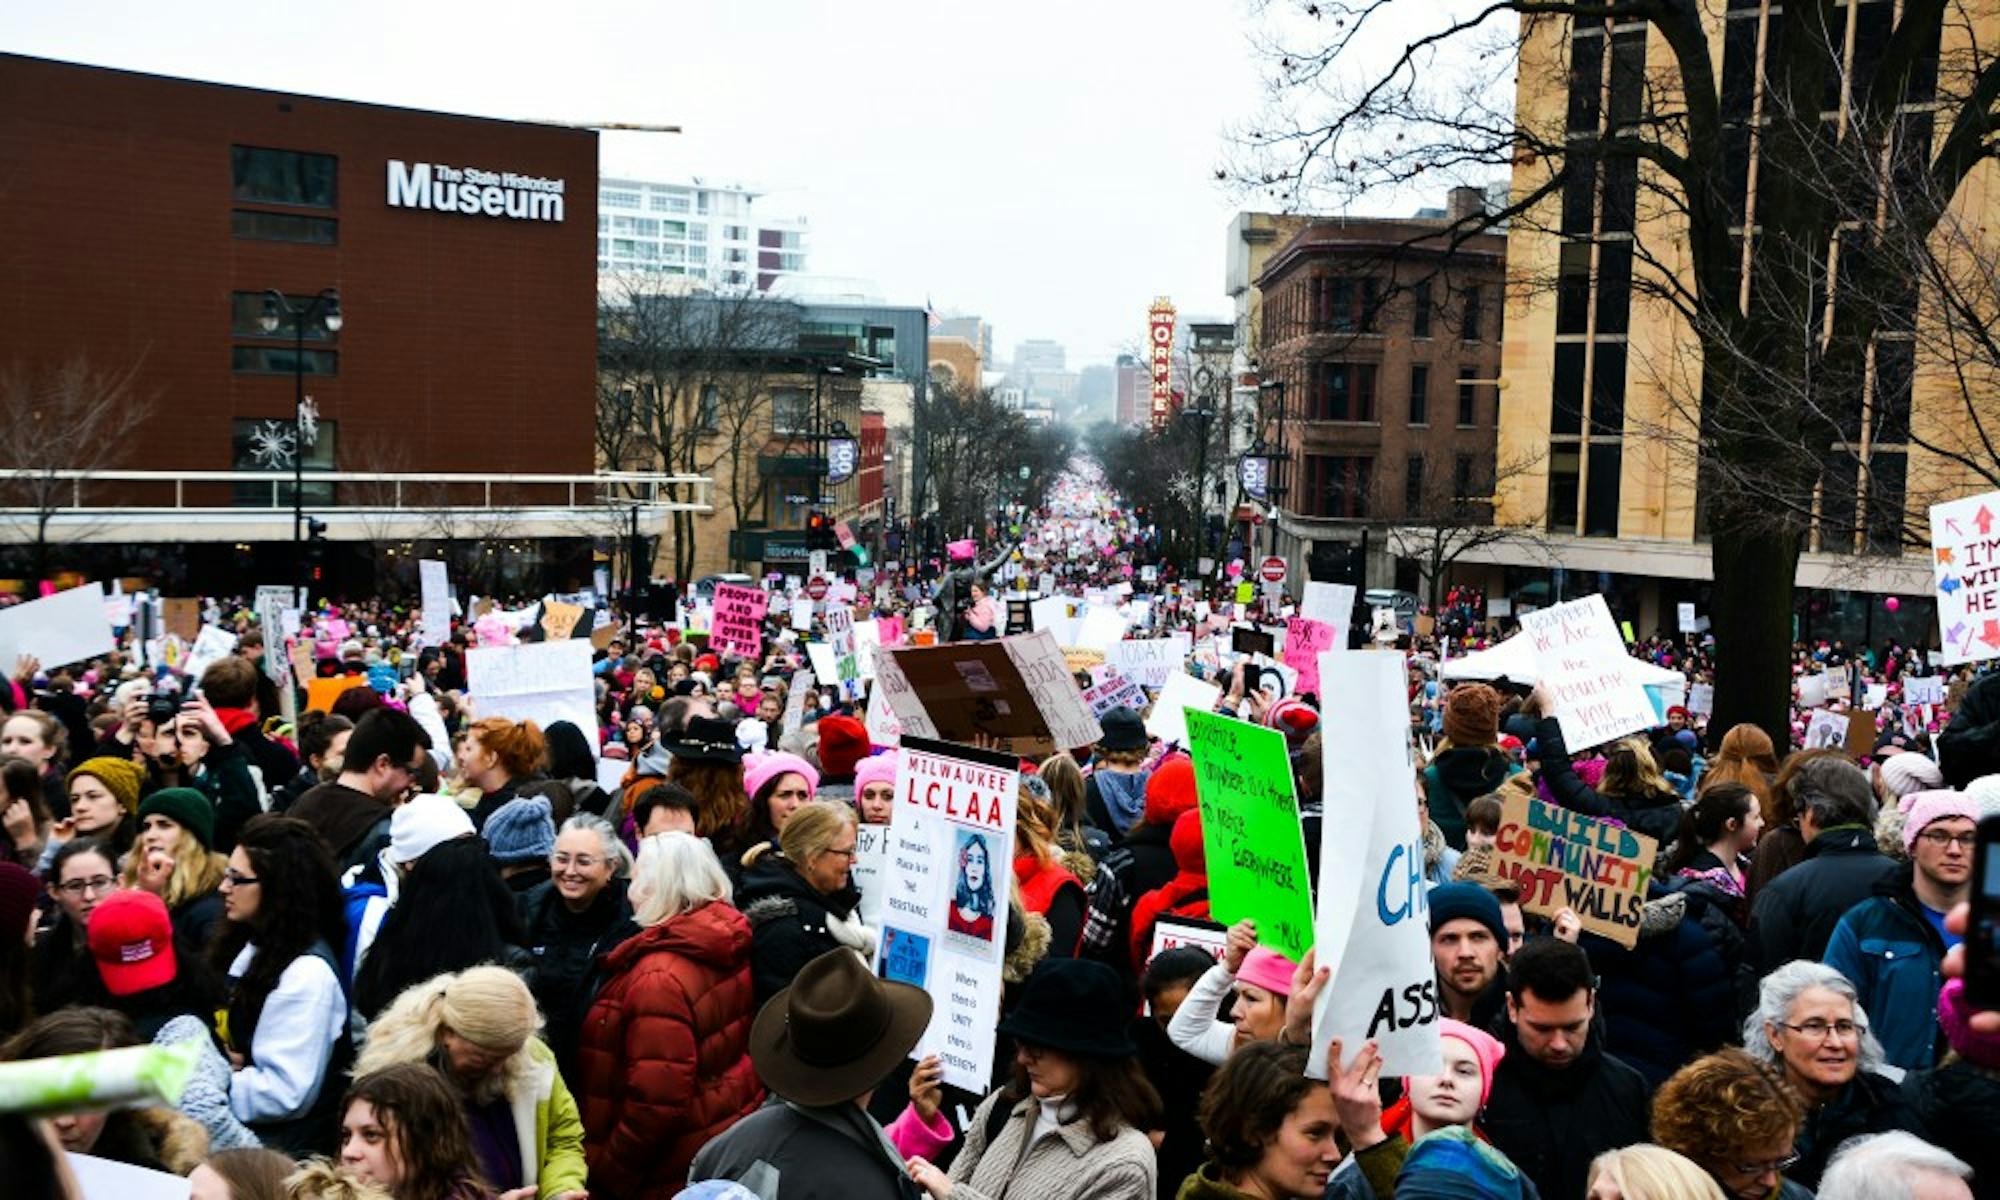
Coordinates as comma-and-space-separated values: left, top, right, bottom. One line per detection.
0, 466, 1992, 1200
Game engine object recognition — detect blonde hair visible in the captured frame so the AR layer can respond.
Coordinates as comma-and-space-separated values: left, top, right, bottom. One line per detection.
121, 831, 225, 910
741, 799, 854, 872
630, 832, 731, 926
353, 966, 541, 1099
1587, 1146, 1726, 1200
284, 1161, 395, 1200
1014, 792, 1060, 865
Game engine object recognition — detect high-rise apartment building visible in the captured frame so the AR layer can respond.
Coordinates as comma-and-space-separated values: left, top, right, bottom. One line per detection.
596, 176, 807, 292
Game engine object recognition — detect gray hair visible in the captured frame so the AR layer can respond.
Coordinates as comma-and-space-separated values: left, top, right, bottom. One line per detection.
1794, 757, 1876, 829
1819, 1132, 1971, 1200
558, 813, 631, 879
629, 831, 731, 927
1743, 961, 1886, 1075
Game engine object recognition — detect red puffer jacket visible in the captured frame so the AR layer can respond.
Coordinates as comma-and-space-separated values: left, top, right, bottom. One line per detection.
575, 899, 764, 1197
1128, 807, 1210, 968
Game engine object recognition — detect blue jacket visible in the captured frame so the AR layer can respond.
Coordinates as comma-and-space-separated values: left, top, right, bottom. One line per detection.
1824, 865, 1945, 1071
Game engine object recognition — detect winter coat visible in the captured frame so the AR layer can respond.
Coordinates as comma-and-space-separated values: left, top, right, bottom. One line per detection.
289, 781, 393, 876
1423, 746, 1518, 849
518, 878, 640, 1082
1127, 814, 1207, 968
1901, 1056, 2000, 1198
156, 1013, 260, 1152
1133, 1016, 1211, 1200
1581, 886, 1741, 1089
1015, 854, 1086, 959
1791, 1069, 1920, 1190
737, 854, 871, 1005
576, 901, 763, 1197
949, 1088, 1155, 1200
471, 1037, 590, 1200
179, 741, 266, 856
689, 1096, 921, 1200
1939, 670, 2000, 788
269, 765, 320, 813
1086, 769, 1152, 840
1747, 825, 1896, 975
1480, 1022, 1652, 1200
1823, 864, 1946, 1071
1532, 718, 1683, 847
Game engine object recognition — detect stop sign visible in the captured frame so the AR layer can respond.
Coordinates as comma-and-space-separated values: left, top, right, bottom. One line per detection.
806, 576, 829, 602
1259, 556, 1287, 584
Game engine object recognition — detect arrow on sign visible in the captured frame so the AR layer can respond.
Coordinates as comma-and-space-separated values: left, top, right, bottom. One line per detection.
1947, 518, 1965, 536
1948, 622, 1968, 645
1981, 506, 1997, 536
1938, 547, 1956, 565
1983, 620, 2000, 650
1940, 577, 1963, 595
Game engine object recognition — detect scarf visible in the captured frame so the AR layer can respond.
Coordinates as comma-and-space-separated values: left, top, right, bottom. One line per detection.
214, 706, 260, 737
1094, 769, 1148, 836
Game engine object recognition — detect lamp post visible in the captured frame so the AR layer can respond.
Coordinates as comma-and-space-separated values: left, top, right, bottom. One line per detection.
1258, 378, 1288, 555
259, 288, 341, 599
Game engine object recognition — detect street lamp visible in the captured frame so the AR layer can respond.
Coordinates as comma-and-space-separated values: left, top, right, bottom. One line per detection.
259, 288, 341, 599
1257, 378, 1288, 554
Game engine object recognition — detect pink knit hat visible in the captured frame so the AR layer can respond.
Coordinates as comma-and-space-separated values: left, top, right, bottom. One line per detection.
1900, 789, 1980, 854
743, 750, 819, 805
1237, 947, 1298, 998
1433, 1017, 1507, 1108
851, 750, 899, 799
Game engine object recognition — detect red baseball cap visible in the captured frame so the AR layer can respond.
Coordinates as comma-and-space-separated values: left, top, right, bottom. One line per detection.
87, 889, 178, 997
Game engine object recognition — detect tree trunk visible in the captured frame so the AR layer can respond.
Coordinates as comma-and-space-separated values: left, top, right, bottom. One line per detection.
1706, 514, 1799, 754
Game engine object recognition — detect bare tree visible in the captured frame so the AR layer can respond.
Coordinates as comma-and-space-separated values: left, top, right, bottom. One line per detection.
1387, 452, 1552, 613
0, 356, 157, 579
921, 383, 1074, 544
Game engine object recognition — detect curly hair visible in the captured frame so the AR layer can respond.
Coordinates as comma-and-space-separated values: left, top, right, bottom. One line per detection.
1197, 1040, 1324, 1171
667, 757, 747, 845
209, 815, 346, 1054
354, 965, 541, 1105
1651, 1049, 1805, 1170
467, 717, 546, 780
340, 1063, 485, 1200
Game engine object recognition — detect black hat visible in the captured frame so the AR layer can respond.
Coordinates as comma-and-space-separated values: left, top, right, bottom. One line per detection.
996, 959, 1136, 1058
1096, 707, 1149, 753
749, 947, 932, 1107
662, 715, 745, 763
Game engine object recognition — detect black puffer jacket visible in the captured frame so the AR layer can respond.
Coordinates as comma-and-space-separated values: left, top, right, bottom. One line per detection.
735, 853, 866, 1005
1940, 671, 2000, 788
1902, 1056, 2000, 1197
1581, 882, 1742, 1089
1532, 718, 1682, 846
1746, 825, 1896, 975
1481, 1020, 1652, 1200
1791, 1068, 1920, 1190
518, 878, 639, 1082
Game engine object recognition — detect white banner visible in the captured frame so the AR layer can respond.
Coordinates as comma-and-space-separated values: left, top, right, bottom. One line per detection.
1311, 649, 1442, 1078
0, 582, 116, 671
467, 639, 599, 744
419, 559, 452, 647
1300, 581, 1355, 638
1519, 595, 1657, 751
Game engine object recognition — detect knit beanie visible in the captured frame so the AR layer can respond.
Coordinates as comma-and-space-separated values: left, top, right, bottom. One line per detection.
1396, 1126, 1536, 1200
1428, 881, 1507, 946
483, 795, 556, 865
67, 756, 144, 815
1434, 1018, 1506, 1108
1938, 978, 2000, 1071
1900, 790, 1981, 855
1266, 698, 1320, 743
1143, 755, 1198, 826
0, 862, 39, 943
138, 787, 216, 851
851, 751, 899, 800
743, 751, 820, 806
1168, 807, 1205, 874
815, 715, 871, 779
1237, 947, 1297, 998
390, 793, 475, 865
1965, 774, 2000, 818
1879, 750, 1945, 800
1442, 686, 1502, 748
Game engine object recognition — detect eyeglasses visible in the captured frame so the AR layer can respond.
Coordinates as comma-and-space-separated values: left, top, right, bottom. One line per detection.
1779, 1019, 1865, 1041
221, 869, 261, 888
57, 876, 116, 897
1728, 1152, 1801, 1177
1918, 829, 1978, 850
822, 845, 859, 860
550, 853, 602, 870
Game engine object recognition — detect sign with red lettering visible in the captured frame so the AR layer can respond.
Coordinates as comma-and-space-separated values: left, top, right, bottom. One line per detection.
710, 583, 769, 660
1931, 488, 2000, 664
877, 736, 1020, 1093
1518, 594, 1656, 751
1148, 297, 1177, 431
1489, 794, 1659, 948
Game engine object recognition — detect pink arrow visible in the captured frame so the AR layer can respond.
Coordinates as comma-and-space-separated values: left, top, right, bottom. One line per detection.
1983, 619, 2000, 650
1979, 506, 1996, 536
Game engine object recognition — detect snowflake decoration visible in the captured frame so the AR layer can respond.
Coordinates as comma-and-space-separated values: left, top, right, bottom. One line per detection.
1166, 472, 1198, 504
246, 420, 296, 470
297, 396, 319, 448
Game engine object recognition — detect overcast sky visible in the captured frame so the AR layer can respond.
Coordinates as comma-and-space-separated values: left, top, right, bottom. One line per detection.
2, 0, 1313, 368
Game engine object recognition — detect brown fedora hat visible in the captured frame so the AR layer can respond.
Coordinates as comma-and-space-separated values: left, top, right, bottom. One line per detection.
748, 948, 932, 1108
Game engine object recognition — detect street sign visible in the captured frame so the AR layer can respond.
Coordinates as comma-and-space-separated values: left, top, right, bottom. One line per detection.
1260, 556, 1287, 584
807, 576, 829, 602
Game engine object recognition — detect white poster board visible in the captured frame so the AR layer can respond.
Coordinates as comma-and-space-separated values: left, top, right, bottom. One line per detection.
1688, 682, 1715, 716
1301, 581, 1355, 636
877, 737, 1019, 1093
182, 625, 239, 683
467, 639, 600, 743
1030, 595, 1079, 647
852, 821, 892, 930
1081, 669, 1148, 719
1676, 602, 1697, 634
1803, 709, 1849, 751
783, 670, 815, 736
1074, 605, 1128, 654
1905, 675, 1946, 706
420, 559, 452, 647
1145, 671, 1223, 747
1931, 488, 2000, 664
864, 674, 904, 746
0, 581, 116, 670
1311, 649, 1442, 1077
1108, 634, 1193, 690
1146, 916, 1229, 971
1518, 595, 1657, 751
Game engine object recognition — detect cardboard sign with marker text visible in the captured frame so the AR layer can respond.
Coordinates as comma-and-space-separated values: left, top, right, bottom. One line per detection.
1489, 795, 1658, 948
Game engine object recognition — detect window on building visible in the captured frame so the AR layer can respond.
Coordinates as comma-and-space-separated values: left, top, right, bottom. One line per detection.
1457, 371, 1478, 426
696, 191, 711, 214
1405, 455, 1425, 514
1552, 344, 1586, 436
1567, 29, 1605, 133
600, 189, 642, 208
1454, 455, 1475, 515
698, 384, 721, 432
1556, 241, 1592, 335
688, 223, 708, 242
771, 388, 811, 435
1409, 364, 1429, 425
231, 209, 337, 244
1547, 446, 1581, 533
661, 221, 687, 239
1585, 443, 1622, 536
1311, 362, 1376, 421
231, 292, 339, 341
1305, 454, 1373, 518
231, 418, 337, 506
632, 218, 660, 238
1590, 343, 1627, 434
725, 225, 748, 241
1412, 284, 1432, 337
231, 347, 337, 375
1462, 285, 1483, 342
231, 146, 336, 208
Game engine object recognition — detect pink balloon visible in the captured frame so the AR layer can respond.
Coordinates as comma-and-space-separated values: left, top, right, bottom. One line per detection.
1885, 596, 1901, 612
1226, 561, 1243, 578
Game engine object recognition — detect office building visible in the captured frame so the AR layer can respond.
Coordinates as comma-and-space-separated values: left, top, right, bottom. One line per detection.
596, 175, 808, 292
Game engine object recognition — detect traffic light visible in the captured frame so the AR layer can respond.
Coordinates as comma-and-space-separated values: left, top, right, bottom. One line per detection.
806, 511, 836, 552
305, 517, 329, 584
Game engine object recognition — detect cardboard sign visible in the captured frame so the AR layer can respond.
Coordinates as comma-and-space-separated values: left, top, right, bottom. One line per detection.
1081, 669, 1148, 719
0, 582, 118, 671
710, 583, 769, 660
467, 639, 600, 743
1905, 675, 1946, 706
1931, 488, 2000, 663
1107, 634, 1192, 690
1146, 671, 1223, 747
589, 622, 619, 651
783, 670, 815, 735
876, 737, 1020, 1092
1490, 794, 1659, 948
1282, 617, 1338, 697
305, 674, 367, 714
161, 597, 201, 642
1847, 708, 1879, 756
1687, 682, 1715, 716
288, 638, 317, 684
877, 631, 1101, 756
540, 600, 584, 641
419, 560, 452, 646
1185, 708, 1315, 961
1519, 595, 1657, 751
1311, 649, 1442, 1078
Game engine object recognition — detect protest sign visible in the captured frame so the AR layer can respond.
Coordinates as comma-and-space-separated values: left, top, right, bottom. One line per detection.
1931, 488, 2000, 663
1107, 634, 1192, 690
1184, 708, 1315, 961
1688, 682, 1715, 716
0, 582, 118, 673
852, 822, 891, 930
288, 639, 317, 685
1146, 671, 1222, 747
1846, 708, 1878, 756
864, 673, 904, 746
305, 674, 366, 713
1905, 675, 1946, 706
877, 633, 1099, 756
467, 639, 600, 743
710, 583, 769, 660
161, 598, 201, 642
1518, 595, 1657, 751
1030, 596, 1078, 647
1147, 916, 1229, 968
540, 600, 584, 641
182, 625, 238, 683
1802, 709, 1848, 751
804, 641, 840, 685
1074, 605, 1128, 654
1676, 602, 1697, 633
854, 618, 882, 680
1864, 682, 1889, 710
1799, 673, 1830, 708
1310, 649, 1441, 1078
419, 560, 451, 646
1490, 795, 1659, 948
876, 736, 1019, 1092
1300, 581, 1355, 637
1282, 617, 1338, 696
782, 670, 815, 735
789, 597, 814, 631
1001, 631, 1103, 751
826, 606, 861, 698
1081, 669, 1148, 719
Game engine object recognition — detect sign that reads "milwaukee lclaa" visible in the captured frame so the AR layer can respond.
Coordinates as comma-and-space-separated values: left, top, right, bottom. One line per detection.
386, 160, 566, 222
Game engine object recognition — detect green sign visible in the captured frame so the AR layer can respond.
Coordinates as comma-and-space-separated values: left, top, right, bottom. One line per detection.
1184, 708, 1316, 961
